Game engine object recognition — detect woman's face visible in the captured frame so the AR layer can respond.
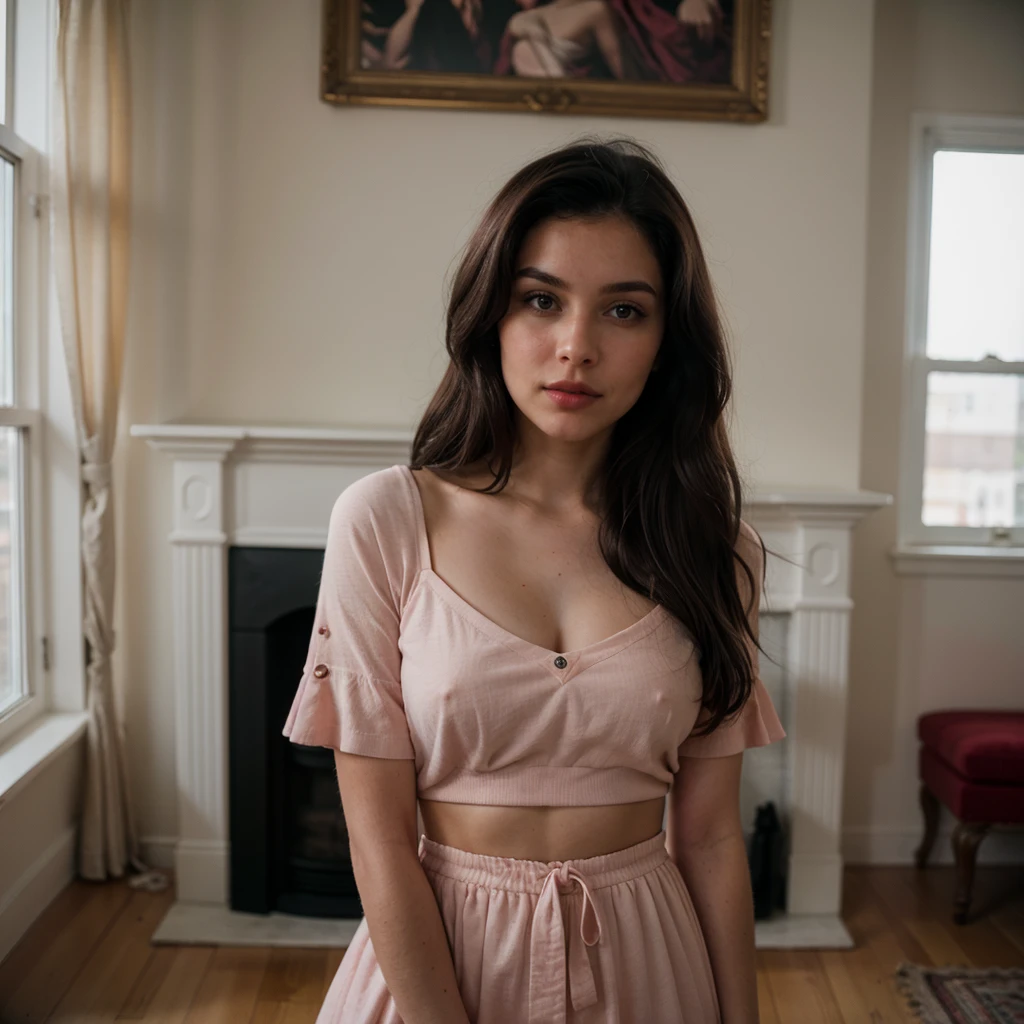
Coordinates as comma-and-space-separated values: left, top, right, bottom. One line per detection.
497, 213, 665, 448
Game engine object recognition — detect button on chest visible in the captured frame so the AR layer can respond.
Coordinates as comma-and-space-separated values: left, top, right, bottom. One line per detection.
553, 655, 568, 669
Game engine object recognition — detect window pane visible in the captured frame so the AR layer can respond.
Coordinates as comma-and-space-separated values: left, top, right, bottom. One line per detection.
926, 150, 1024, 362
0, 156, 10, 405
923, 372, 1024, 527
0, 0, 6, 123
0, 426, 23, 715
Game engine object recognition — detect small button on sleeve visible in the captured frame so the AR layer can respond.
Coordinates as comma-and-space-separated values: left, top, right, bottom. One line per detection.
282, 482, 416, 760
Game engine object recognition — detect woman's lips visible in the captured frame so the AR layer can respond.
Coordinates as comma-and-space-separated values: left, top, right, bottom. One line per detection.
544, 387, 600, 410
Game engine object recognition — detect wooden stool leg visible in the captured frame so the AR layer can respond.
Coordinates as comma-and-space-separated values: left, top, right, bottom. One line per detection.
951, 821, 990, 925
914, 784, 940, 868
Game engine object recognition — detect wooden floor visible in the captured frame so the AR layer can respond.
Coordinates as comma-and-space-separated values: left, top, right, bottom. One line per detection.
0, 865, 1021, 1023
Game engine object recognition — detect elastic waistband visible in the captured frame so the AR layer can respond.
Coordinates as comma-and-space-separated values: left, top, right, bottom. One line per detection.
417, 828, 670, 893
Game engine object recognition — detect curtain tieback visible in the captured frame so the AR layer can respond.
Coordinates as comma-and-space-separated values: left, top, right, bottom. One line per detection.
82, 461, 112, 488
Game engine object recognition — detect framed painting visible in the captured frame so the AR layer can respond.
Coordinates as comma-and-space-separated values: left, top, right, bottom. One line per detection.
321, 0, 771, 122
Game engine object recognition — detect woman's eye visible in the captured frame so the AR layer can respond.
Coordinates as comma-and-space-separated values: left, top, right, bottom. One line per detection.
610, 303, 644, 320
524, 292, 556, 311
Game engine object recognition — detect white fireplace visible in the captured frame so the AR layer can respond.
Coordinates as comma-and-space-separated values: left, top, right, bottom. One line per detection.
132, 422, 889, 948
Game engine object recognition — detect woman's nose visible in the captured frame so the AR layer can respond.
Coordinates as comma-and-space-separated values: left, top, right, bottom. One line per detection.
555, 313, 598, 364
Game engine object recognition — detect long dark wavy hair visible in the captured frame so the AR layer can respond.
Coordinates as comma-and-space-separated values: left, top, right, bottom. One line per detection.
410, 136, 765, 740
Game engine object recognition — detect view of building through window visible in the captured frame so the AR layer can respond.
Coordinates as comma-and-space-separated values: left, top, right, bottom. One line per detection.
925, 372, 1024, 526
922, 150, 1024, 528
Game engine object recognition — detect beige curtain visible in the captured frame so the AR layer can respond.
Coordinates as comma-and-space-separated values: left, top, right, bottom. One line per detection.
51, 0, 162, 886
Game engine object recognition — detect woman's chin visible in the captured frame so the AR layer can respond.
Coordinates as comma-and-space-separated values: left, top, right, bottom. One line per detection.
536, 416, 612, 444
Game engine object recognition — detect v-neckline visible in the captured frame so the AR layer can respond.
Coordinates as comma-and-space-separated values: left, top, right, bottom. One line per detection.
398, 464, 670, 679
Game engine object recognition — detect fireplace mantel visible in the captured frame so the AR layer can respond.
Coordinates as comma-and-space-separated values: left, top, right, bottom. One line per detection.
132, 421, 890, 947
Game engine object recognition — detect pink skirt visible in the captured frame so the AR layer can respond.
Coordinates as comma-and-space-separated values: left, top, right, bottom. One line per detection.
317, 828, 722, 1024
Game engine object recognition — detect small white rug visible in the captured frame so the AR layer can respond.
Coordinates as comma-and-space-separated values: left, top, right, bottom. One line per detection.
152, 902, 853, 950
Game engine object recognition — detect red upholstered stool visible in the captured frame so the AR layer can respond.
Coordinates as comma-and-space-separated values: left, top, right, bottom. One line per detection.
914, 710, 1024, 924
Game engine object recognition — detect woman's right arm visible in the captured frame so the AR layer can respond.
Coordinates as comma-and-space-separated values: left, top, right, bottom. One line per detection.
335, 749, 472, 1024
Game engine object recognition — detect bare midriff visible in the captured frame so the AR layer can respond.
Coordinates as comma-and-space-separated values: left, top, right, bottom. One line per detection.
418, 796, 666, 862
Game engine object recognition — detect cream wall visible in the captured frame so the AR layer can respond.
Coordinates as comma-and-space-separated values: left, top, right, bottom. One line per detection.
119, 0, 884, 856
845, 0, 1024, 865
177, 0, 874, 488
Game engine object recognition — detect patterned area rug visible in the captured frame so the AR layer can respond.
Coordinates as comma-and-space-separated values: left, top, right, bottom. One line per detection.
895, 963, 1024, 1023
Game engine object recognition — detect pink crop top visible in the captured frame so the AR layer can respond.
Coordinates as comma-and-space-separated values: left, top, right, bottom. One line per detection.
282, 464, 786, 805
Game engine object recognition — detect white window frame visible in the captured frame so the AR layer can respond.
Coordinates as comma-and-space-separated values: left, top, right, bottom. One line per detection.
0, 0, 84, 752
897, 113, 1024, 555
0, 0, 43, 746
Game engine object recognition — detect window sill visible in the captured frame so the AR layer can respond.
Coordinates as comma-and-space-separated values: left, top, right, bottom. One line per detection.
890, 544, 1024, 578
0, 711, 90, 811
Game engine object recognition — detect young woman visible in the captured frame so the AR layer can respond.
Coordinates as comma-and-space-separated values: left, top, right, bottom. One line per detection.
284, 137, 786, 1024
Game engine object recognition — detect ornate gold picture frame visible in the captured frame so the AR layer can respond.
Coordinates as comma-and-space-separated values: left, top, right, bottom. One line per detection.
321, 0, 770, 122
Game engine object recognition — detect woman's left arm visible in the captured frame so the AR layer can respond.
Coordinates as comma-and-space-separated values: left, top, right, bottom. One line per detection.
668, 520, 785, 1021
666, 752, 759, 1024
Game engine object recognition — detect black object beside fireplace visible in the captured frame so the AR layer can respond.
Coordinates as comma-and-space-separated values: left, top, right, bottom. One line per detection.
228, 546, 362, 918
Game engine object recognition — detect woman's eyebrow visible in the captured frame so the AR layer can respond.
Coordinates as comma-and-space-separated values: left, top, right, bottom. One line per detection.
514, 266, 658, 298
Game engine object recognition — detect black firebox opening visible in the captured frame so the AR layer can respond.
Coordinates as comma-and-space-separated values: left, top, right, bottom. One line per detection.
228, 546, 363, 918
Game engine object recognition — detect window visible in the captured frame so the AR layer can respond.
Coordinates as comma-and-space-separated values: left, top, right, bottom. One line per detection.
899, 115, 1024, 549
0, 0, 47, 742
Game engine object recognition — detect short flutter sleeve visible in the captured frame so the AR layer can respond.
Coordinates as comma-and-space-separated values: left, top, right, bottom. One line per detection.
282, 477, 416, 759
677, 520, 787, 759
